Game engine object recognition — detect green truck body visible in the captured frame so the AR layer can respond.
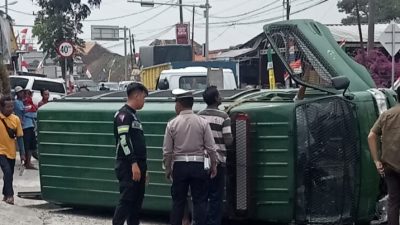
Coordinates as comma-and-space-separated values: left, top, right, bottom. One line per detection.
37, 19, 394, 224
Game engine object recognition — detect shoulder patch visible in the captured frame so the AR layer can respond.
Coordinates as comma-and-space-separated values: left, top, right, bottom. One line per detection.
132, 120, 143, 130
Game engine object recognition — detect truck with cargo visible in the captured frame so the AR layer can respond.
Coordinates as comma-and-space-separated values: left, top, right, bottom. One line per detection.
37, 20, 390, 224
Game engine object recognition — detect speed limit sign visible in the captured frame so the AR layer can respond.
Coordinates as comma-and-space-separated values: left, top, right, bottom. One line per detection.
56, 41, 74, 58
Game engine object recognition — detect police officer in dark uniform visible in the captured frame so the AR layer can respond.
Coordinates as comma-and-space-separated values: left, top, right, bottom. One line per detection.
112, 82, 148, 225
163, 89, 218, 225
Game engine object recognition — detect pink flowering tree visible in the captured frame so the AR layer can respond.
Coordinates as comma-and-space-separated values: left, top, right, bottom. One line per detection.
354, 49, 400, 88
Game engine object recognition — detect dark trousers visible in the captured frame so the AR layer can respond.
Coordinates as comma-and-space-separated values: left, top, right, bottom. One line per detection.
385, 167, 400, 225
207, 165, 225, 225
113, 161, 146, 225
171, 162, 209, 225
0, 155, 15, 197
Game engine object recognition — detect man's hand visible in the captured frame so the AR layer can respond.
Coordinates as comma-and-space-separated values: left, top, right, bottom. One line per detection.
210, 165, 217, 179
20, 154, 26, 163
375, 161, 385, 176
131, 163, 141, 182
165, 170, 172, 182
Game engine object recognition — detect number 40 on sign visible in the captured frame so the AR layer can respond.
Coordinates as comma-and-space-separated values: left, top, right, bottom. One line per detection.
57, 41, 74, 58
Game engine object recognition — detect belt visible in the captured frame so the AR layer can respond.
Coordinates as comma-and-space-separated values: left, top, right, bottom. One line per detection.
174, 155, 204, 162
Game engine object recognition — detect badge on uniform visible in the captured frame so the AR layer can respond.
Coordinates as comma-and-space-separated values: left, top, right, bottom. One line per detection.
132, 121, 143, 130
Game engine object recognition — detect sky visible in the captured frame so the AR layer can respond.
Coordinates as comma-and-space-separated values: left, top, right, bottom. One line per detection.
8, 0, 346, 55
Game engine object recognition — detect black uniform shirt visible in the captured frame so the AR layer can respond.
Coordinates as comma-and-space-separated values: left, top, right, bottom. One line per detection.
114, 104, 147, 164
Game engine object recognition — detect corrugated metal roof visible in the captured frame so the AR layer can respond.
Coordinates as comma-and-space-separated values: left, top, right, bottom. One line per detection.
213, 48, 253, 59
327, 23, 392, 43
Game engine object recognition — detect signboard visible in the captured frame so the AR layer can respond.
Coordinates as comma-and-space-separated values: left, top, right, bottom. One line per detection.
56, 41, 74, 58
91, 25, 120, 41
379, 23, 400, 56
176, 23, 190, 45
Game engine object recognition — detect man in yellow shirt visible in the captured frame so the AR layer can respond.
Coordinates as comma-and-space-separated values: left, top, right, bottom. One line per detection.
0, 95, 25, 205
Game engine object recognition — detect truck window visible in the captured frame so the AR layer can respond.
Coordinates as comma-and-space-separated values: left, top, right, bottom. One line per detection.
32, 80, 65, 94
179, 76, 207, 90
10, 77, 29, 89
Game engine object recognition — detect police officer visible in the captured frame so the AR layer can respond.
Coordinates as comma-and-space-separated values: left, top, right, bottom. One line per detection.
163, 89, 218, 225
113, 82, 148, 225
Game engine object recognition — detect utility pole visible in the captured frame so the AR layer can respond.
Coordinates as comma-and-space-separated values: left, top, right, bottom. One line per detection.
129, 29, 134, 68
124, 26, 128, 80
179, 0, 183, 23
132, 34, 136, 64
192, 6, 195, 60
5, 0, 7, 15
285, 0, 291, 20
205, 0, 210, 60
367, 0, 376, 54
355, 0, 366, 65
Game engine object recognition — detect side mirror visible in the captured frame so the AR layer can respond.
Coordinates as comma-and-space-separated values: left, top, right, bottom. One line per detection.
332, 76, 350, 90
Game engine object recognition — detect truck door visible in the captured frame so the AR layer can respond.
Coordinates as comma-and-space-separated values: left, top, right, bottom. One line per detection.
295, 97, 360, 224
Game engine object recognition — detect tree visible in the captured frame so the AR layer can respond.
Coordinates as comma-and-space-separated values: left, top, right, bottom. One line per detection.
354, 49, 400, 87
337, 0, 400, 25
32, 0, 102, 79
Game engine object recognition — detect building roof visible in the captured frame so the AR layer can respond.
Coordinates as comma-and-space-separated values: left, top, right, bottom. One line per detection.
213, 48, 254, 59
326, 23, 391, 43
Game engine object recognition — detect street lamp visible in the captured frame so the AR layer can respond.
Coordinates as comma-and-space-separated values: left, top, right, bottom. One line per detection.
128, 0, 211, 60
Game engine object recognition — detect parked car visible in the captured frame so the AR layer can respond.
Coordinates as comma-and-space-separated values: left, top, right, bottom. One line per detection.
75, 79, 98, 92
98, 82, 119, 91
118, 81, 137, 91
10, 75, 66, 105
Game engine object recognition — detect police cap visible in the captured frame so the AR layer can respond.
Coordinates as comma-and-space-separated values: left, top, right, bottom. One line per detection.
172, 89, 193, 99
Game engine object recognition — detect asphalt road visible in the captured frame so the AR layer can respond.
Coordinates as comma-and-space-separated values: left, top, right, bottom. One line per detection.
0, 157, 169, 225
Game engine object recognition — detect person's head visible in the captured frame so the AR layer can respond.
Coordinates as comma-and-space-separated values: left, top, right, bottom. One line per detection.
202, 86, 221, 107
175, 97, 194, 115
0, 95, 14, 117
126, 82, 148, 110
397, 86, 400, 103
25, 89, 33, 97
15, 86, 25, 99
41, 89, 50, 101
101, 83, 105, 87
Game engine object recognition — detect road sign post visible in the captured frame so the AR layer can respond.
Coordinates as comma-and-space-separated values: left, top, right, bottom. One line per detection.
56, 41, 75, 88
378, 22, 400, 89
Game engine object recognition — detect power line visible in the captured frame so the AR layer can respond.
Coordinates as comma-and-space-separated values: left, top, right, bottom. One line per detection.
85, 5, 162, 22
128, 5, 174, 29
198, 0, 328, 28
8, 8, 35, 16
210, 0, 281, 19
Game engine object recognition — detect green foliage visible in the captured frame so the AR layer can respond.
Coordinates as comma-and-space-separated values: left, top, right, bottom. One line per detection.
337, 0, 400, 25
32, 0, 101, 63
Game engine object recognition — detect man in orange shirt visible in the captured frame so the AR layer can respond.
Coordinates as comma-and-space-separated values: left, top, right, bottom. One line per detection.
0, 95, 26, 205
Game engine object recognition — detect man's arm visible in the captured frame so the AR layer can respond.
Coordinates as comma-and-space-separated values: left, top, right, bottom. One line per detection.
162, 123, 173, 179
368, 115, 384, 175
15, 118, 25, 161
203, 123, 218, 177
115, 112, 141, 181
222, 118, 233, 147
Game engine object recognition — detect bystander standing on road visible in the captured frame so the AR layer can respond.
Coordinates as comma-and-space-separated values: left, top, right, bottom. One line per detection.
22, 89, 37, 170
198, 86, 233, 225
13, 86, 25, 123
112, 83, 149, 225
0, 95, 26, 205
368, 87, 400, 225
163, 89, 218, 225
38, 89, 50, 108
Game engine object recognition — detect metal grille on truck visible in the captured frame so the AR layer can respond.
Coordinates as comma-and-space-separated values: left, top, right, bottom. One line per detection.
295, 97, 360, 224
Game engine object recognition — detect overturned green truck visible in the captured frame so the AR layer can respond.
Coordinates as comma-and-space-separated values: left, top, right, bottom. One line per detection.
37, 20, 395, 224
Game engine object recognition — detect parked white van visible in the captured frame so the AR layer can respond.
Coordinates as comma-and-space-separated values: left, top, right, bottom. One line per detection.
10, 75, 67, 105
157, 67, 237, 90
